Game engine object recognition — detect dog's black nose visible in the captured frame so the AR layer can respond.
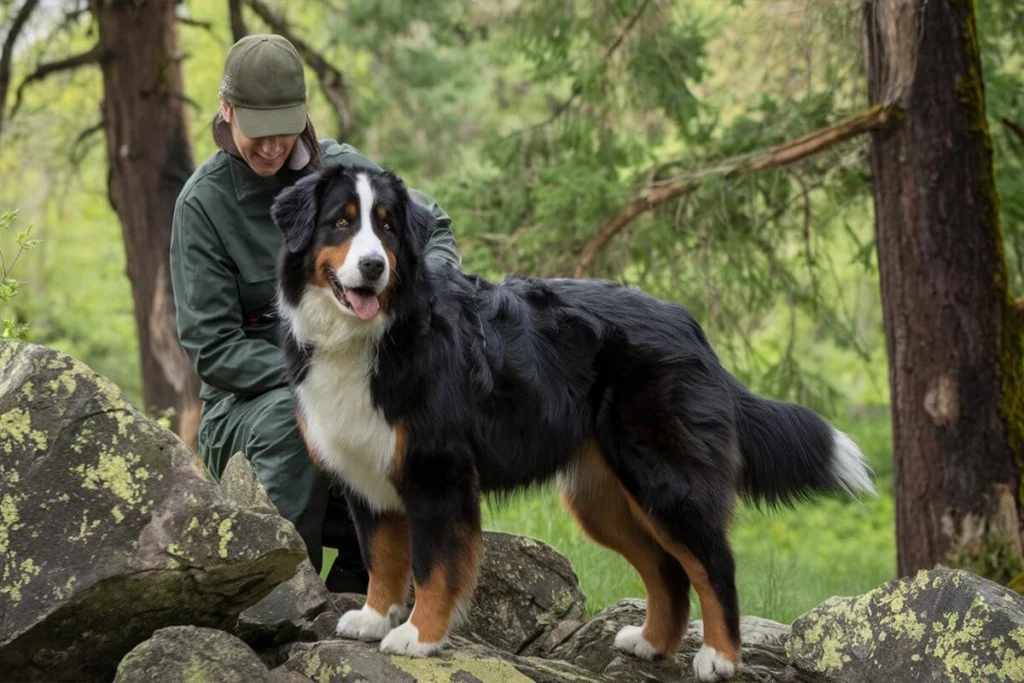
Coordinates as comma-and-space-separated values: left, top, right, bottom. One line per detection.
358, 255, 386, 281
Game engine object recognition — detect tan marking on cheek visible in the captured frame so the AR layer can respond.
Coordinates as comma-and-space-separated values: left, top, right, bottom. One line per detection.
409, 526, 482, 643
313, 242, 352, 287
365, 514, 412, 615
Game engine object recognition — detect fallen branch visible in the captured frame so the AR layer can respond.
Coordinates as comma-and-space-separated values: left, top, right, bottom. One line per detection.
573, 104, 902, 278
0, 0, 41, 134
10, 44, 104, 119
243, 0, 354, 139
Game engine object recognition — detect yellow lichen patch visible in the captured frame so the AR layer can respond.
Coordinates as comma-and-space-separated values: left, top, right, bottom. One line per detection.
0, 556, 42, 603
20, 381, 34, 401
74, 449, 149, 508
217, 517, 235, 559
391, 655, 535, 683
0, 407, 48, 452
68, 511, 102, 542
53, 575, 78, 601
112, 506, 125, 523
0, 493, 24, 556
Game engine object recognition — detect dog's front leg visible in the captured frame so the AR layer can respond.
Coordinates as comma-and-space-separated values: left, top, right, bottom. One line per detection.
380, 468, 482, 657
336, 498, 412, 642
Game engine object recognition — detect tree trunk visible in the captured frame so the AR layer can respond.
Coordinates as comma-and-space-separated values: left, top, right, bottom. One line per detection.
89, 0, 201, 448
864, 0, 1024, 580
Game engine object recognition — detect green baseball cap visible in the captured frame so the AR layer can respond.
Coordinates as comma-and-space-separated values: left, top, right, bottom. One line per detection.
220, 34, 307, 138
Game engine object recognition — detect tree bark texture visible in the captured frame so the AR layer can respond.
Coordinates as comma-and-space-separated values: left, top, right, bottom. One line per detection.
864, 0, 1024, 578
89, 0, 201, 448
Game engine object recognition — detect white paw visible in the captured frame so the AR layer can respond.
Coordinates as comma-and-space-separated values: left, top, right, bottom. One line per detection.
379, 621, 443, 657
692, 644, 739, 682
336, 606, 392, 642
613, 625, 661, 660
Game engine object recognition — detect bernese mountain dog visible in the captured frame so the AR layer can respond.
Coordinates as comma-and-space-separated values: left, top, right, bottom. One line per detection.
271, 164, 874, 682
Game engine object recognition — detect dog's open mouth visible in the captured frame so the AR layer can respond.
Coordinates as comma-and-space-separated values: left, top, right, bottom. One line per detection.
323, 267, 380, 321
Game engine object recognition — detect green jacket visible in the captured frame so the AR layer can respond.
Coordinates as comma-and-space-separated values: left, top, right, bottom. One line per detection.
170, 139, 460, 416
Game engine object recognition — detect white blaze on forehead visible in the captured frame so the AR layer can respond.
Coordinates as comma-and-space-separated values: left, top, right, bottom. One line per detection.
337, 172, 389, 288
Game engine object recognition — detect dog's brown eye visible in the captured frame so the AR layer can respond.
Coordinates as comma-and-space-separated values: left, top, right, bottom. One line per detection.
336, 218, 349, 229
382, 222, 392, 232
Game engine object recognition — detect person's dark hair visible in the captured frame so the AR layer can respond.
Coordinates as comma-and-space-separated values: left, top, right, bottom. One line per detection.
211, 108, 323, 171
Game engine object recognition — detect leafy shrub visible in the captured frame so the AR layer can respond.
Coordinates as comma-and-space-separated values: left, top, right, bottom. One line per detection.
0, 209, 39, 340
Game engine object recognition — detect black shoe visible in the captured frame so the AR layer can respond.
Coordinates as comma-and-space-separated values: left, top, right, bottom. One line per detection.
325, 563, 369, 594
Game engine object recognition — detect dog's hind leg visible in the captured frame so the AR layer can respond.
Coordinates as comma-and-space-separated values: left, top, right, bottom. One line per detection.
560, 440, 691, 659
380, 463, 483, 657
336, 498, 412, 642
611, 451, 742, 682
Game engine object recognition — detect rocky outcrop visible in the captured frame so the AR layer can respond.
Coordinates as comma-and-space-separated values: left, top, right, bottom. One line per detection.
788, 568, 1024, 683
457, 531, 588, 655
7, 342, 1024, 683
113, 626, 279, 683
0, 342, 307, 682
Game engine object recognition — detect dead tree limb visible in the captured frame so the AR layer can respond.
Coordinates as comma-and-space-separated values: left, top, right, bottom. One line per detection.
10, 43, 104, 119
0, 0, 40, 133
228, 0, 247, 42
573, 104, 902, 278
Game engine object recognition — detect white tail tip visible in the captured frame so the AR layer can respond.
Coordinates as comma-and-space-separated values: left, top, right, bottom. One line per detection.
830, 429, 876, 497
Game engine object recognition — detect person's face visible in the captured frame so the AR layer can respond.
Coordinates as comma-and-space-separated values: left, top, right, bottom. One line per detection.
220, 96, 300, 177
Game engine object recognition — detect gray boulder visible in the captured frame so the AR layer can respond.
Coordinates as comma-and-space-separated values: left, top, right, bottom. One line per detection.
544, 599, 817, 682
275, 636, 612, 682
788, 567, 1024, 683
113, 626, 276, 683
0, 342, 307, 681
457, 531, 588, 655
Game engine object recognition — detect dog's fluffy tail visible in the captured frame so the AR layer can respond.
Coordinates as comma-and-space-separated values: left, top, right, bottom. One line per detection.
730, 380, 875, 507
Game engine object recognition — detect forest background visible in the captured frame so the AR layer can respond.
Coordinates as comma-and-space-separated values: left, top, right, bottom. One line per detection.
2, 0, 1023, 623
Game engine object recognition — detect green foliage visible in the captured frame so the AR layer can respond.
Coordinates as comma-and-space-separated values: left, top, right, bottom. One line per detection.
0, 209, 40, 340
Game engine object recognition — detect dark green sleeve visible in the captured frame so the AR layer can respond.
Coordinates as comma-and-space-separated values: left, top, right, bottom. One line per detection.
170, 198, 288, 396
321, 141, 462, 270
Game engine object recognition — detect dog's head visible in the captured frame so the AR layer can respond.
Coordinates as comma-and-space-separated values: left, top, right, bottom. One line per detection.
272, 165, 432, 342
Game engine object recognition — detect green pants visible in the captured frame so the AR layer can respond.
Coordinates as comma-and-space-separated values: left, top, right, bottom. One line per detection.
198, 387, 362, 575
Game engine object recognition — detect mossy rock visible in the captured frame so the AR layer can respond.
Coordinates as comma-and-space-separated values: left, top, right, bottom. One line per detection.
0, 342, 307, 681
456, 532, 588, 655
276, 636, 611, 682
788, 567, 1024, 682
114, 626, 276, 683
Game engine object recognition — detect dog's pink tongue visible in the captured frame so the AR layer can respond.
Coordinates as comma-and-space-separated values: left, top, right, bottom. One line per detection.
346, 290, 380, 320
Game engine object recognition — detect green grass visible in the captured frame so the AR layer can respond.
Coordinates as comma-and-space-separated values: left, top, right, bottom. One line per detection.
324, 415, 895, 624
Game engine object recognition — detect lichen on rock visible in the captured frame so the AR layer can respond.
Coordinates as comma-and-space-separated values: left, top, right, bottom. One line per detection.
789, 567, 1024, 682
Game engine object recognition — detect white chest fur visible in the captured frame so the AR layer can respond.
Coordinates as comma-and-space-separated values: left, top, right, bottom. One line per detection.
296, 339, 403, 512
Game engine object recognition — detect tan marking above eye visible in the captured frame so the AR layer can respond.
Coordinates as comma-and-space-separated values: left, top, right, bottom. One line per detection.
345, 202, 358, 218
376, 205, 388, 220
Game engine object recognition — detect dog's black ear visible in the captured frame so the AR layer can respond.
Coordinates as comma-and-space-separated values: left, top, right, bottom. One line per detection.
405, 191, 437, 251
272, 172, 321, 253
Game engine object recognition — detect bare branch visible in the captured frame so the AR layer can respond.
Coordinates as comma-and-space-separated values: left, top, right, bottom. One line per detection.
1003, 118, 1024, 148
573, 104, 902, 278
243, 0, 354, 139
178, 15, 214, 32
68, 118, 104, 166
0, 0, 40, 134
10, 43, 104, 119
228, 0, 247, 42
